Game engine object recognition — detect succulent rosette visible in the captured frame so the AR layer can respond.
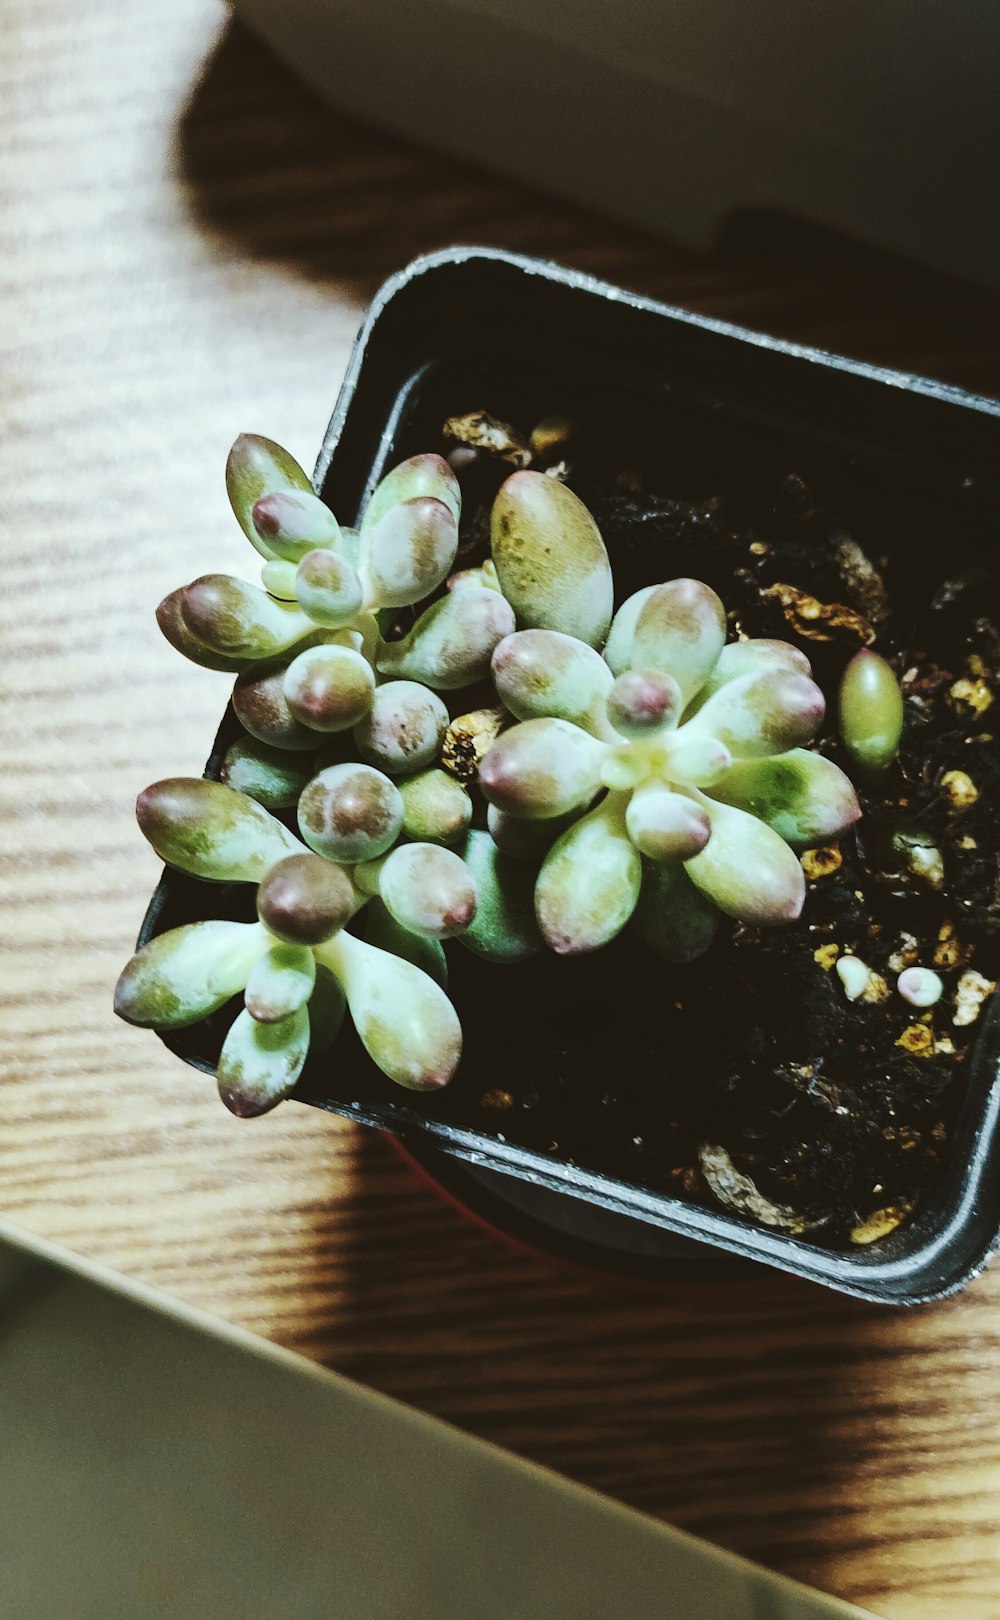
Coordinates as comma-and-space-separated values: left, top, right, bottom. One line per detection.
158, 435, 513, 784
115, 777, 473, 1115
478, 471, 861, 960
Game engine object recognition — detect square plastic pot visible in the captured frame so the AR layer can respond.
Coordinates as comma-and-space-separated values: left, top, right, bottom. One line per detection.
139, 248, 1000, 1303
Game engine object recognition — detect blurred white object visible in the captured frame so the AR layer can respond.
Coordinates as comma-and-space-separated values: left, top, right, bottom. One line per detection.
236, 0, 999, 289
0, 1218, 874, 1619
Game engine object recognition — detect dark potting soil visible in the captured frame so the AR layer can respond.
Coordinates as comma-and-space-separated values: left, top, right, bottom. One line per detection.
416, 421, 1000, 1249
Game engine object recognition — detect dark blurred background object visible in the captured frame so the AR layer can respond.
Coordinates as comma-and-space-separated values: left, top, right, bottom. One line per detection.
236, 0, 1000, 290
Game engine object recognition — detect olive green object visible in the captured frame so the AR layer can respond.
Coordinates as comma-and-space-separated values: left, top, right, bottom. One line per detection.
225, 432, 314, 560
838, 648, 904, 771
490, 471, 613, 647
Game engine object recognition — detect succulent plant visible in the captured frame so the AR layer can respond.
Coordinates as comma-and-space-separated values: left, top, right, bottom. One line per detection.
476, 473, 862, 958
115, 778, 466, 1113
119, 441, 874, 1123
158, 435, 514, 770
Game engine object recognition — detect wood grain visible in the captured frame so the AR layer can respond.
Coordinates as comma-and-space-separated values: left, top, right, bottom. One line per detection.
2, 5, 1000, 1617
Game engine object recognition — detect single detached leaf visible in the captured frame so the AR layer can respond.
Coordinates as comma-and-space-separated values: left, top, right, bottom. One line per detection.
839, 648, 904, 771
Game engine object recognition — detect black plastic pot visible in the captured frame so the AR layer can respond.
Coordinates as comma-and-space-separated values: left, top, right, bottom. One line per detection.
139, 248, 1000, 1304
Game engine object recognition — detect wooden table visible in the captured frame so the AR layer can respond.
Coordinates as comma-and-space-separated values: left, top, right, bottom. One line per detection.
2, 6, 999, 1616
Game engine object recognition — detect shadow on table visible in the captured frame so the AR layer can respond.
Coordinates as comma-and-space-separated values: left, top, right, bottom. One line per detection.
298, 1123, 993, 1614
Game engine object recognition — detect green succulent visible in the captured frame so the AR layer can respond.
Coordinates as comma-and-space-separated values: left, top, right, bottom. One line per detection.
115, 777, 470, 1114
158, 435, 514, 764
118, 440, 884, 1122
477, 472, 862, 959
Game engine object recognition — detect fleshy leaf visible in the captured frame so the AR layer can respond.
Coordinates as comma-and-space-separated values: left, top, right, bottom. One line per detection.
252, 489, 341, 563
631, 863, 720, 962
630, 580, 727, 703
244, 943, 316, 1023
226, 434, 313, 561
155, 588, 250, 674
607, 668, 682, 738
353, 681, 448, 777
159, 575, 317, 670
625, 785, 711, 862
260, 560, 298, 601
217, 1006, 310, 1117
233, 662, 324, 752
708, 749, 861, 847
485, 804, 574, 861
658, 732, 732, 788
360, 496, 459, 609
685, 668, 825, 759
317, 931, 461, 1091
376, 586, 514, 689
535, 795, 641, 955
307, 964, 348, 1054
374, 843, 477, 939
478, 718, 606, 820
604, 586, 657, 677
447, 560, 500, 593
685, 797, 806, 924
137, 778, 305, 881
490, 471, 613, 647
114, 920, 267, 1029
220, 737, 315, 809
361, 453, 461, 532
491, 629, 615, 738
298, 763, 403, 864
282, 644, 376, 733
294, 549, 364, 628
693, 638, 811, 707
399, 769, 472, 846
454, 830, 542, 963
256, 853, 358, 946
